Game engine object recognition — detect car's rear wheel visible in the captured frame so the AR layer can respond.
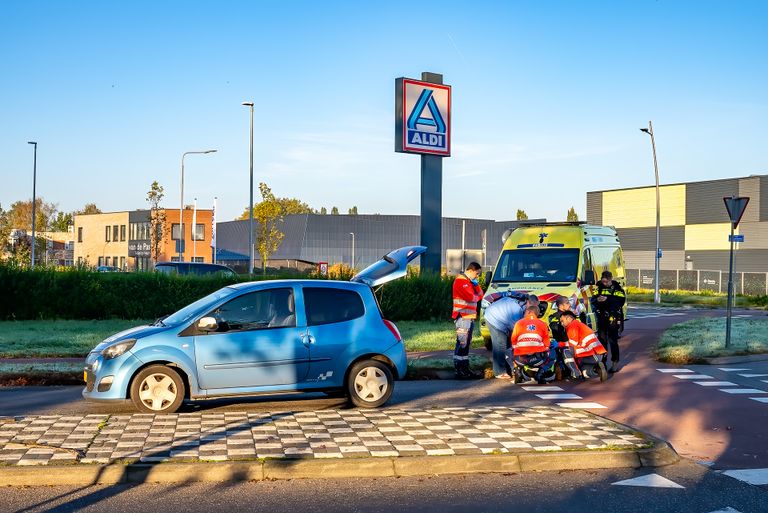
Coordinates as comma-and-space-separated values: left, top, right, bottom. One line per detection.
130, 365, 185, 414
347, 359, 393, 408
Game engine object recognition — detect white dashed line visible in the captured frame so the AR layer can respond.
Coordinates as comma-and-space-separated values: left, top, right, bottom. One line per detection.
611, 473, 685, 488
556, 402, 607, 409
706, 507, 744, 513
657, 369, 693, 373
536, 394, 582, 400
721, 468, 768, 485
673, 374, 713, 380
521, 386, 563, 392
750, 398, 768, 404
694, 381, 738, 387
718, 368, 750, 372
737, 373, 768, 378
719, 388, 767, 395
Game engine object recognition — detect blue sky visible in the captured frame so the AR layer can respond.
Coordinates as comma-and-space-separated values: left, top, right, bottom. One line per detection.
1, 0, 766, 223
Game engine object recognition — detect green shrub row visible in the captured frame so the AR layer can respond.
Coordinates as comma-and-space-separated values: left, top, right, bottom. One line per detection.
0, 265, 481, 322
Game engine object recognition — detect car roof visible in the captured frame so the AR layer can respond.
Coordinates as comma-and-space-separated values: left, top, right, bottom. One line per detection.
228, 279, 369, 292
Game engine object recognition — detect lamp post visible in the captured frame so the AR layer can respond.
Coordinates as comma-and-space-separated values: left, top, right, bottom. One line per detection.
242, 102, 255, 274
27, 142, 37, 268
640, 121, 661, 304
349, 232, 355, 269
180, 150, 217, 261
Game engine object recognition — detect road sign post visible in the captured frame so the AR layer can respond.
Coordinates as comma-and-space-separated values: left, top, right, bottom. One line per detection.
723, 196, 750, 348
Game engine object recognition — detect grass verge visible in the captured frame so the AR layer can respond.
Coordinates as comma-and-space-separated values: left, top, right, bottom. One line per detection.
397, 320, 485, 352
627, 287, 768, 309
656, 317, 768, 364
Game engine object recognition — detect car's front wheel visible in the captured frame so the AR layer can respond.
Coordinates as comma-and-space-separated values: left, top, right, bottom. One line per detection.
347, 359, 394, 408
130, 365, 185, 414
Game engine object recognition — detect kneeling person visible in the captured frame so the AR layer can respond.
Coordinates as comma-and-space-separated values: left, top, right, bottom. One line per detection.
559, 311, 608, 382
510, 306, 556, 384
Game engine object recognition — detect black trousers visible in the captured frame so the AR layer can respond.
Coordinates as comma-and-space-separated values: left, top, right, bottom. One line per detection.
596, 315, 621, 363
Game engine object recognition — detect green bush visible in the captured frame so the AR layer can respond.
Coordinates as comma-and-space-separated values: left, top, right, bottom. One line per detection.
0, 265, 478, 322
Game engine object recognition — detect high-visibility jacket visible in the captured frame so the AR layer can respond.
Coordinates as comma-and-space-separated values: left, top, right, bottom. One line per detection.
510, 316, 550, 355
593, 280, 626, 317
566, 320, 606, 358
452, 274, 484, 319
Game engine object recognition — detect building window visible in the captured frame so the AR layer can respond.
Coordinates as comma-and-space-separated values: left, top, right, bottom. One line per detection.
172, 223, 183, 240
78, 227, 83, 243
104, 257, 109, 266
105, 226, 110, 242
120, 225, 126, 241
114, 256, 119, 268
120, 256, 126, 269
129, 223, 136, 240
171, 256, 180, 262
113, 225, 119, 242
77, 257, 83, 266
192, 257, 204, 263
193, 224, 205, 241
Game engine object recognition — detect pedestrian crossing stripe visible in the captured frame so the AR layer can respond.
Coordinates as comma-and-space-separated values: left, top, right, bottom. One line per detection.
695, 381, 738, 387
673, 374, 713, 379
719, 388, 767, 394
738, 373, 768, 378
556, 402, 607, 409
720, 468, 768, 485
535, 393, 582, 400
657, 368, 693, 373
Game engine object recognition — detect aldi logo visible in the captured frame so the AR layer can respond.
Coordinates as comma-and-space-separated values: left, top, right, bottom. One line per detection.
395, 78, 451, 156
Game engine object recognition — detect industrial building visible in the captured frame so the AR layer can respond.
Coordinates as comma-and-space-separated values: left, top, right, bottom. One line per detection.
587, 174, 768, 294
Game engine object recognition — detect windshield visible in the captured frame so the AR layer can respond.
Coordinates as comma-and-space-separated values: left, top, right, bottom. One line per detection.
162, 287, 237, 326
492, 249, 579, 283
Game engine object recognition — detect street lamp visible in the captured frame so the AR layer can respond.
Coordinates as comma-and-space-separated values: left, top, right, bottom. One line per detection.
27, 142, 37, 268
180, 149, 217, 261
242, 102, 255, 274
640, 121, 661, 304
349, 232, 355, 269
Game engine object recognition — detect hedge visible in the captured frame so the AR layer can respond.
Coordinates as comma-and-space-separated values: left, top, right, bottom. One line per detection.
0, 266, 483, 322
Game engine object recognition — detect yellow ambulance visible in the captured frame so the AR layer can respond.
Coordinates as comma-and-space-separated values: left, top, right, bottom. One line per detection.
479, 222, 627, 343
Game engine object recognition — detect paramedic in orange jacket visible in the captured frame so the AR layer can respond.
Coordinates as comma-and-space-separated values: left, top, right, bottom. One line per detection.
451, 262, 484, 379
559, 310, 608, 381
510, 305, 556, 384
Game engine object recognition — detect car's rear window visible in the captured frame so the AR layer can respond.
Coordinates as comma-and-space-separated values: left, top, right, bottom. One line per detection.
303, 287, 364, 326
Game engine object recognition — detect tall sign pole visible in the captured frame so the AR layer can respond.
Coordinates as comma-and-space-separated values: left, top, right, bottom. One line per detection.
723, 195, 750, 348
395, 72, 451, 274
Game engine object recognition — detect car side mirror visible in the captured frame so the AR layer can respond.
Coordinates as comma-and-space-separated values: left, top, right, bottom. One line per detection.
197, 316, 218, 332
583, 270, 596, 286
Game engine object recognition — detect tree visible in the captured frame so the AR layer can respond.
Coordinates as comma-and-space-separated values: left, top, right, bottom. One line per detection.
50, 211, 73, 232
238, 195, 313, 219
348, 206, 358, 215
331, 207, 339, 215
253, 183, 285, 275
146, 181, 167, 264
7, 198, 56, 232
319, 207, 327, 215
75, 203, 101, 215
0, 204, 10, 259
567, 207, 579, 222
516, 209, 528, 221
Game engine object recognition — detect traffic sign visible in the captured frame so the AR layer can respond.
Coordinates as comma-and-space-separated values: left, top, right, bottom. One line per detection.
395, 78, 451, 156
723, 196, 750, 228
729, 234, 744, 243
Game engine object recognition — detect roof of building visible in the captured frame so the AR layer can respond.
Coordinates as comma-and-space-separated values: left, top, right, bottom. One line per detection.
588, 173, 768, 194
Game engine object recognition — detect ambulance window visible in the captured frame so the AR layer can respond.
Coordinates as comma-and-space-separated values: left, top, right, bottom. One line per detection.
582, 249, 593, 280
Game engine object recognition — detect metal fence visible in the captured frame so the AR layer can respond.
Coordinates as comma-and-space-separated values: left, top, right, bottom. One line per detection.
625, 269, 768, 296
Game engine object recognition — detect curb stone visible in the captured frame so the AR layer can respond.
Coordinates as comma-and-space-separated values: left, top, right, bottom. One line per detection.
0, 440, 678, 486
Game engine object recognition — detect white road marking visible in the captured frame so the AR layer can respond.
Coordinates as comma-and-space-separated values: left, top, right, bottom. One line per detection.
749, 397, 768, 403
737, 373, 768, 378
611, 473, 685, 489
695, 381, 738, 387
556, 402, 607, 409
706, 507, 744, 513
521, 386, 563, 392
721, 468, 768, 485
674, 374, 713, 380
719, 388, 767, 394
763, 380, 768, 384
718, 368, 750, 372
536, 393, 582, 400
657, 369, 693, 373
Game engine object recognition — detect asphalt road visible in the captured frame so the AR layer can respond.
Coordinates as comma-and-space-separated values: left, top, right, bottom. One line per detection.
1, 460, 765, 513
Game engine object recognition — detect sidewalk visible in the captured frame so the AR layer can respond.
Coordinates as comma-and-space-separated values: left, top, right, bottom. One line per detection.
0, 406, 676, 485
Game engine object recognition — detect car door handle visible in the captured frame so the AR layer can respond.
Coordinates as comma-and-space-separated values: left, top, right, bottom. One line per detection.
300, 334, 315, 346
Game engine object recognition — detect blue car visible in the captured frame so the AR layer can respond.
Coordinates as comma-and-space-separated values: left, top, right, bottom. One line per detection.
82, 246, 425, 413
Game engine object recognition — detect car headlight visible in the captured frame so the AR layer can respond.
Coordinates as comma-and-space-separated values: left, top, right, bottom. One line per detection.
101, 339, 136, 360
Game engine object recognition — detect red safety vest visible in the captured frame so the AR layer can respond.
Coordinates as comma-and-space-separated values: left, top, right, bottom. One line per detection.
566, 320, 606, 358
452, 274, 484, 319
510, 316, 550, 355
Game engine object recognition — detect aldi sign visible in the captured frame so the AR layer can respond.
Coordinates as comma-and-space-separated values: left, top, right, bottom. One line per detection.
395, 78, 451, 156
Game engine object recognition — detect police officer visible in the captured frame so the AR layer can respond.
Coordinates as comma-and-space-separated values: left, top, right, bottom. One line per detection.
592, 270, 626, 373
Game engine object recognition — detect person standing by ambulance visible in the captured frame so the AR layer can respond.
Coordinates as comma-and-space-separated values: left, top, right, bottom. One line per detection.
452, 262, 484, 379
592, 271, 626, 373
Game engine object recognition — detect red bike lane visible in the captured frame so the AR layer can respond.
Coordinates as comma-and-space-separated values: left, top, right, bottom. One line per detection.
540, 309, 768, 470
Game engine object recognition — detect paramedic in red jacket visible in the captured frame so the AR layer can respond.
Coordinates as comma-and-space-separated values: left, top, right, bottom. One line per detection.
510, 305, 556, 384
559, 310, 608, 381
451, 262, 484, 379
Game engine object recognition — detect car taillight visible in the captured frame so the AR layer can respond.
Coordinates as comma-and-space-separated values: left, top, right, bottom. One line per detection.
382, 319, 402, 342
